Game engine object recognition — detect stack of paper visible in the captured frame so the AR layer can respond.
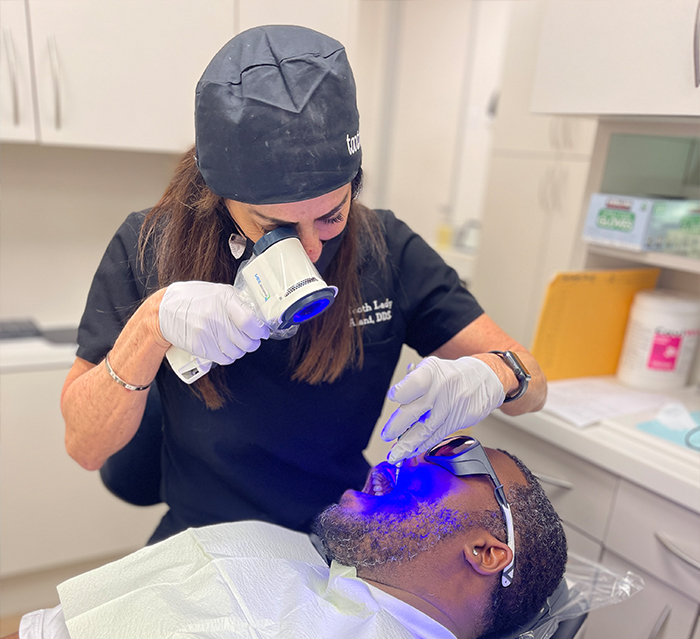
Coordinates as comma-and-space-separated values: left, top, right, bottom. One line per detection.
542, 377, 672, 428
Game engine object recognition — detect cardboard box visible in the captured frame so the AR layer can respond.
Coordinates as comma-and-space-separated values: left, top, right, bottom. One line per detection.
643, 199, 700, 259
583, 193, 653, 250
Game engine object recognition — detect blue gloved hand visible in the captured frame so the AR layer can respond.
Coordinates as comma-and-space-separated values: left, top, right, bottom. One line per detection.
381, 356, 505, 464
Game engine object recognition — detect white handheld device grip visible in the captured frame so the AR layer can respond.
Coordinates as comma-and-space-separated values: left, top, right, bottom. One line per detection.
165, 346, 213, 384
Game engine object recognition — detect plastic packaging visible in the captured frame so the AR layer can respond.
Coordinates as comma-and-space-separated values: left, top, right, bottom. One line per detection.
233, 230, 337, 339
617, 289, 700, 390
233, 258, 299, 341
511, 553, 644, 639
166, 229, 337, 383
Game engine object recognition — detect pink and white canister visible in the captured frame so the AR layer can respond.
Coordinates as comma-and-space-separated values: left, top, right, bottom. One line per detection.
617, 289, 700, 390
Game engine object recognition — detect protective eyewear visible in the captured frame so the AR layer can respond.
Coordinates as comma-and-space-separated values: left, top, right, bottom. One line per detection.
425, 435, 515, 587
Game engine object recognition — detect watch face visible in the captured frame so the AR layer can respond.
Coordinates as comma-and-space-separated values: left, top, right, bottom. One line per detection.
506, 351, 529, 378
490, 350, 530, 402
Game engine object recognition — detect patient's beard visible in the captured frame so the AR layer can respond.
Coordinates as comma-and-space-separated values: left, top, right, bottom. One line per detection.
314, 499, 479, 568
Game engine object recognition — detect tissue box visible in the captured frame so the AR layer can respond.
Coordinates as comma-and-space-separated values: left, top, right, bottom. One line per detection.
643, 199, 700, 259
583, 193, 653, 250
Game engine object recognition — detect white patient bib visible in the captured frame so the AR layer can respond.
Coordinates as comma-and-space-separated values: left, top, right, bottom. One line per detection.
57, 521, 455, 639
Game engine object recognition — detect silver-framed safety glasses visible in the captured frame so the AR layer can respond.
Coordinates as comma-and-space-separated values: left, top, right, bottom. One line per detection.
424, 435, 515, 588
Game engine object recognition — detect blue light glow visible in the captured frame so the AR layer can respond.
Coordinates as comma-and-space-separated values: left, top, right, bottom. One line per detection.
293, 298, 331, 323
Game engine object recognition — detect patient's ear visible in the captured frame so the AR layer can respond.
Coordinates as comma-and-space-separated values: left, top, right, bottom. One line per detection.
463, 533, 513, 577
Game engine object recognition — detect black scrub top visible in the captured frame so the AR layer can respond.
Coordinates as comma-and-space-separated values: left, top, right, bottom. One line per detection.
77, 208, 484, 542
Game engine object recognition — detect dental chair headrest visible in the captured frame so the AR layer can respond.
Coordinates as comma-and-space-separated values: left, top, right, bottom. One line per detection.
496, 578, 583, 639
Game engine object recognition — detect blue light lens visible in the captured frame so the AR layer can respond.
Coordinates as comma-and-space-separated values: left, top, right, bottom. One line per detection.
293, 298, 331, 323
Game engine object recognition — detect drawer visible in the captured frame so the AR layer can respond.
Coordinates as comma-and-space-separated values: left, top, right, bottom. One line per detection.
0, 369, 166, 576
583, 550, 699, 639
606, 480, 700, 602
562, 522, 602, 563
471, 416, 618, 542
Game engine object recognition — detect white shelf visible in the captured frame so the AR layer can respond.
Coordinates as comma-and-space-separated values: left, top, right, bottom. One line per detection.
587, 244, 700, 274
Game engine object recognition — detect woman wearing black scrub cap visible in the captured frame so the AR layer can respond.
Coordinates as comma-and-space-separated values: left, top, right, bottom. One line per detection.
62, 25, 547, 544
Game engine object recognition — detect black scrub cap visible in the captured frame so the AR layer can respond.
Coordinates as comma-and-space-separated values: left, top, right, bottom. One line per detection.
195, 25, 362, 205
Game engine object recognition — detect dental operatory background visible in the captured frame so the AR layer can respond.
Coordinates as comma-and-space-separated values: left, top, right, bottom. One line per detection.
1, 1, 699, 637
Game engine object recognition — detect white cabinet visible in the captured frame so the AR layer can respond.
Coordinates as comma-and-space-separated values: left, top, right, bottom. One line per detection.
532, 0, 700, 117
472, 0, 597, 348
491, 0, 597, 156
474, 155, 591, 347
584, 551, 699, 639
0, 0, 38, 141
25, 0, 234, 152
1, 0, 373, 153
477, 1, 699, 356
605, 480, 700, 607
0, 363, 166, 577
562, 523, 602, 562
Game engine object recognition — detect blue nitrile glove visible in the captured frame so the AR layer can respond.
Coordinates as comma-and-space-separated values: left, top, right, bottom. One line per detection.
159, 281, 270, 365
381, 356, 505, 464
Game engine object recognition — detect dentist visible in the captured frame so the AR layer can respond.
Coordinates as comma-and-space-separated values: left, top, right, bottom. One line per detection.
61, 25, 546, 544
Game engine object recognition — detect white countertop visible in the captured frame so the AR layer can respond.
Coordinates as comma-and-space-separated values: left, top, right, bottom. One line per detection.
0, 337, 77, 373
495, 381, 700, 515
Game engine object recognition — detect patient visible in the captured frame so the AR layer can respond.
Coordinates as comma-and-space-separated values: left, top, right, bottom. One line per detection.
9, 437, 566, 639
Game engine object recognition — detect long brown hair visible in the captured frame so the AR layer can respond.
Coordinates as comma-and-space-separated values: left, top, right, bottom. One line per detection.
140, 147, 386, 409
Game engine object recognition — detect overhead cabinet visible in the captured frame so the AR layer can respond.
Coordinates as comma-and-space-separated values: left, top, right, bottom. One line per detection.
531, 0, 700, 116
0, 0, 368, 152
0, 0, 38, 142
1, 0, 234, 151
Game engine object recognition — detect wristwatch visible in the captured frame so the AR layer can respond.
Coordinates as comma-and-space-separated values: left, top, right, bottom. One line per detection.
489, 350, 531, 403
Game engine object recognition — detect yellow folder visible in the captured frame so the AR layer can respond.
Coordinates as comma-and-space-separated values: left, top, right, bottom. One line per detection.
531, 268, 660, 380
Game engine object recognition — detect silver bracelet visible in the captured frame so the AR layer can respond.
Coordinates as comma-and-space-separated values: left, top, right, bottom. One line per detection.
104, 351, 152, 391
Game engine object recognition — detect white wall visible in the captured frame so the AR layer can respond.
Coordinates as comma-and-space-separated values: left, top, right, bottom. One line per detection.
0, 145, 179, 325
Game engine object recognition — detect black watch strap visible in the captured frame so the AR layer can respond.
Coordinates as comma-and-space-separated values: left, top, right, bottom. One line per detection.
489, 350, 531, 403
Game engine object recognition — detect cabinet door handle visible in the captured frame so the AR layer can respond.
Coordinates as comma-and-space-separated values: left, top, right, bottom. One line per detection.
538, 168, 558, 213
560, 118, 574, 150
48, 35, 61, 130
550, 166, 567, 213
538, 172, 550, 212
695, 0, 700, 87
647, 604, 671, 639
548, 118, 561, 150
3, 29, 20, 125
548, 118, 574, 151
655, 532, 700, 571
532, 471, 573, 490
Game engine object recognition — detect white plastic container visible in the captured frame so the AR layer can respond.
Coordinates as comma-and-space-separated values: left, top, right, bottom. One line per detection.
617, 289, 700, 390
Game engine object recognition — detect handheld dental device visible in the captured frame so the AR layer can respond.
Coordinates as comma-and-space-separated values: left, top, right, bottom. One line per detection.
166, 227, 338, 384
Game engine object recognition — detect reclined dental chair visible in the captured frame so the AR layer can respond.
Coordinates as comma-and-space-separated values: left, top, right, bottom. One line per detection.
101, 388, 639, 639
498, 576, 586, 639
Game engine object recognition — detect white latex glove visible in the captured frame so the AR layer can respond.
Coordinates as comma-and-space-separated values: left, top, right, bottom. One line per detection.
159, 281, 270, 365
381, 356, 506, 464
